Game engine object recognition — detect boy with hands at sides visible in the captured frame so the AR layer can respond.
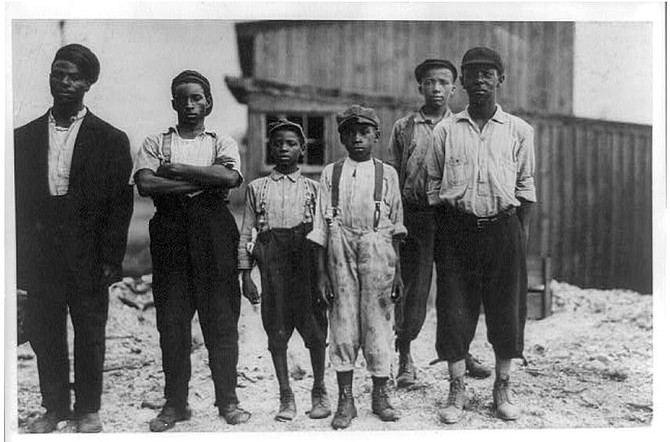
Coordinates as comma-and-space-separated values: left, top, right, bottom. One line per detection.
308, 105, 406, 430
238, 119, 330, 422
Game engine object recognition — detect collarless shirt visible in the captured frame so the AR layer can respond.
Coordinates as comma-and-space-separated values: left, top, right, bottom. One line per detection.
47, 107, 87, 195
387, 108, 452, 207
426, 105, 536, 217
307, 157, 407, 247
132, 126, 243, 198
238, 168, 318, 270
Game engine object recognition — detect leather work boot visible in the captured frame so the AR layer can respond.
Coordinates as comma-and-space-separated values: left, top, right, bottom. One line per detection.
465, 353, 492, 379
493, 376, 520, 421
76, 412, 103, 433
396, 350, 417, 388
27, 409, 69, 433
331, 384, 357, 429
309, 385, 331, 419
437, 377, 468, 424
219, 403, 251, 425
371, 378, 400, 422
149, 405, 192, 432
275, 389, 297, 422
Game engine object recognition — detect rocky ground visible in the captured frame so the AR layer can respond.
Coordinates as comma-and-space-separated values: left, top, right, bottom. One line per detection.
13, 276, 653, 434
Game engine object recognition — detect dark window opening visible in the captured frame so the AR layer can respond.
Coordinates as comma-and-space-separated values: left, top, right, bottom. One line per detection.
238, 35, 254, 77
265, 113, 326, 166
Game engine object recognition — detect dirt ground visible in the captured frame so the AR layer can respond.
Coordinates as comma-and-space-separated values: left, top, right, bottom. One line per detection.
14, 275, 653, 434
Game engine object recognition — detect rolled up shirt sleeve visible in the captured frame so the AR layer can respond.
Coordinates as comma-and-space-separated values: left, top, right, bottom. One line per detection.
306, 167, 330, 248
426, 122, 447, 206
130, 135, 161, 184
215, 134, 244, 186
515, 124, 537, 203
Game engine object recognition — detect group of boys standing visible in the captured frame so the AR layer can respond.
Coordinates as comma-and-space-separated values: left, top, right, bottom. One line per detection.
15, 42, 534, 433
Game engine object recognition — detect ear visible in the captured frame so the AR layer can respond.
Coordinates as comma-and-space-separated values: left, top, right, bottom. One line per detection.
171, 98, 178, 112
82, 80, 92, 93
417, 84, 424, 95
497, 73, 506, 87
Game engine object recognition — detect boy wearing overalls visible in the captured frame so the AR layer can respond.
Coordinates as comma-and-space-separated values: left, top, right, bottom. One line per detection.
238, 119, 330, 422
309, 105, 406, 430
134, 70, 250, 431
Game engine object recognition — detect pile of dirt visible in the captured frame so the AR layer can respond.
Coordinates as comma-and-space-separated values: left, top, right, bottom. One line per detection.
14, 278, 653, 432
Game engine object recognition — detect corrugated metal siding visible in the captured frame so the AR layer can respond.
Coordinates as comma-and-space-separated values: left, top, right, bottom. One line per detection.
242, 21, 573, 115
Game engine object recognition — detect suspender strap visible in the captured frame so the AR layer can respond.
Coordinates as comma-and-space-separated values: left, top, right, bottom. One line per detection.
398, 116, 416, 190
330, 159, 345, 217
373, 159, 383, 231
161, 132, 172, 164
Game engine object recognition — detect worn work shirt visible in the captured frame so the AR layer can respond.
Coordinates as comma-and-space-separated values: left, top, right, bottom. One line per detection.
307, 157, 407, 247
47, 107, 87, 195
132, 126, 242, 198
426, 105, 536, 217
387, 108, 452, 207
238, 169, 318, 270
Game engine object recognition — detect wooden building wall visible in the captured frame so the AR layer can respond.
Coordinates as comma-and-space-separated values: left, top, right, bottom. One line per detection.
237, 21, 574, 115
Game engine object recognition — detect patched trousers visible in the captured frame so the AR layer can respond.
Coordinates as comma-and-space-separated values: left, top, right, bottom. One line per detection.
327, 222, 397, 377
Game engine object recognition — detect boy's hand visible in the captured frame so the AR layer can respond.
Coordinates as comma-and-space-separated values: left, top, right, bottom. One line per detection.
157, 163, 185, 180
317, 274, 334, 309
241, 271, 261, 305
391, 266, 404, 304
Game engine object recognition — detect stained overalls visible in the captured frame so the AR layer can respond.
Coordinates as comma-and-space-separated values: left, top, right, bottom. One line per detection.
249, 176, 327, 354
323, 159, 399, 377
149, 133, 242, 411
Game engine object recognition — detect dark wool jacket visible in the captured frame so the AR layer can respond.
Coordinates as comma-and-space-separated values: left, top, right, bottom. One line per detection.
14, 110, 134, 291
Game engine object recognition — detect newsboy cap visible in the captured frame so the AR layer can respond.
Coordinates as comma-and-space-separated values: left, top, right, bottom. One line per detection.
336, 105, 380, 131
268, 119, 307, 144
461, 47, 504, 74
53, 44, 100, 84
171, 70, 213, 115
414, 58, 458, 82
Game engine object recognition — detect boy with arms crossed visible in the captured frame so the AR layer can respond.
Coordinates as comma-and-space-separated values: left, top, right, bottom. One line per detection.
134, 70, 250, 431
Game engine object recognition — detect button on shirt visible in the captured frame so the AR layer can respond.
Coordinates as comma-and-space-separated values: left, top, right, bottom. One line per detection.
238, 169, 318, 270
426, 105, 536, 217
132, 127, 242, 198
387, 108, 452, 207
307, 157, 407, 248
47, 107, 87, 195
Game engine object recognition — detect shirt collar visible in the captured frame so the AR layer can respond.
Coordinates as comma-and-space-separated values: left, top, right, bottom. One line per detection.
270, 168, 301, 182
415, 107, 453, 124
344, 156, 373, 168
456, 104, 508, 125
48, 106, 87, 125
165, 126, 218, 138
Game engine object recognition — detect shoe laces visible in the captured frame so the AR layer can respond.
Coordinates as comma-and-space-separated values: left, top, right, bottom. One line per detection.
447, 379, 465, 407
495, 378, 513, 404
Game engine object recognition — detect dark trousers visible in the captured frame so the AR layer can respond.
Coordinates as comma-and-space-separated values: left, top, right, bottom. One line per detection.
434, 207, 527, 362
150, 194, 241, 410
26, 198, 109, 414
252, 224, 327, 354
395, 208, 435, 345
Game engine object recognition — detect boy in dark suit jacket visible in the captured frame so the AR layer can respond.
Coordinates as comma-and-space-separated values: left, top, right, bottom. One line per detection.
14, 43, 134, 433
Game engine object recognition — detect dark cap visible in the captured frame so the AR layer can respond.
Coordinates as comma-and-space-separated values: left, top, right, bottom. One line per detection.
53, 44, 100, 84
336, 105, 380, 131
171, 70, 213, 115
268, 119, 306, 144
461, 47, 504, 74
414, 58, 458, 82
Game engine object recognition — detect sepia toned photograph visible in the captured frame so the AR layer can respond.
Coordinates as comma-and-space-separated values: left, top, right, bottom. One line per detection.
4, 1, 666, 440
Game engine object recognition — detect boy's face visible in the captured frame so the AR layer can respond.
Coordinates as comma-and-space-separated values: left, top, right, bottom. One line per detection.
418, 67, 456, 109
49, 59, 91, 106
339, 123, 378, 162
460, 64, 505, 106
172, 82, 210, 125
270, 129, 304, 168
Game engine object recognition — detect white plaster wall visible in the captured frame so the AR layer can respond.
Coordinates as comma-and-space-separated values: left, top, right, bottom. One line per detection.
11, 20, 248, 158
574, 22, 652, 125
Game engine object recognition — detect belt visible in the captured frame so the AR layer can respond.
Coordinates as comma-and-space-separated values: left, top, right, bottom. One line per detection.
447, 206, 517, 230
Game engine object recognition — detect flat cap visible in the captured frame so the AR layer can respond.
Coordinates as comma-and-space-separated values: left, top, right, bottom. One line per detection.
461, 47, 504, 74
414, 58, 458, 82
268, 119, 306, 143
53, 44, 100, 84
336, 105, 380, 131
